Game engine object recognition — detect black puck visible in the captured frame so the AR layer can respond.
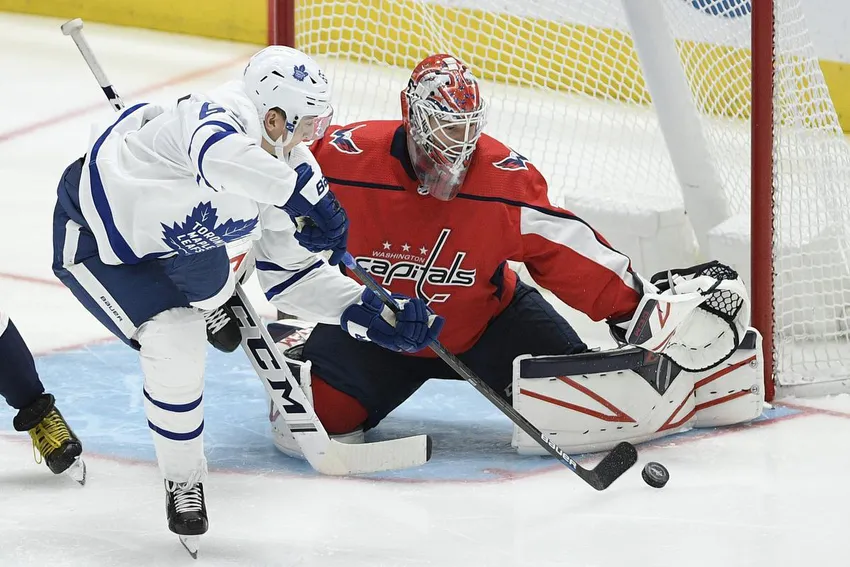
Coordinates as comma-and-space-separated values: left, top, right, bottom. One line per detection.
642, 461, 669, 488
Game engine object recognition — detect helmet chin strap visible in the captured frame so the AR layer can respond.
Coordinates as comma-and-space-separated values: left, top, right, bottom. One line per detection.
260, 111, 295, 159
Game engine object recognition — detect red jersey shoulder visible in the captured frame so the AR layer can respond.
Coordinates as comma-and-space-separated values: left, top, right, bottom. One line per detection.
314, 120, 400, 158
461, 134, 548, 202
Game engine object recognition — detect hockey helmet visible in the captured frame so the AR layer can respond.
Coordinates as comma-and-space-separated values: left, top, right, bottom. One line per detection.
400, 54, 487, 200
243, 46, 333, 156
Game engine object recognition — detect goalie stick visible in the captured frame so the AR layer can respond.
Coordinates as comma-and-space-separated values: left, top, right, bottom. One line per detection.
59, 18, 431, 477
341, 252, 638, 491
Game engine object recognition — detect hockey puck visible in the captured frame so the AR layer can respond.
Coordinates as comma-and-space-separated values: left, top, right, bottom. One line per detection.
642, 461, 669, 488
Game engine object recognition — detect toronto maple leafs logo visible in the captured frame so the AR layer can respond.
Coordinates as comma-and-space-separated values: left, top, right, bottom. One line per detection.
329, 124, 366, 154
292, 64, 308, 82
161, 202, 258, 255
493, 149, 530, 171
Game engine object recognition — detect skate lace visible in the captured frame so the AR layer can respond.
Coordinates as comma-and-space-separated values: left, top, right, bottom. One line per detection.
168, 481, 204, 514
203, 307, 231, 335
29, 410, 71, 463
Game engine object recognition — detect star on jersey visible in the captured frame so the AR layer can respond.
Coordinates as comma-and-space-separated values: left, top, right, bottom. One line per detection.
419, 246, 428, 255
383, 241, 392, 250
401, 243, 411, 252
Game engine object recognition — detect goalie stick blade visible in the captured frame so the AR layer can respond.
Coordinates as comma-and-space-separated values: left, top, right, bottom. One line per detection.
578, 442, 639, 491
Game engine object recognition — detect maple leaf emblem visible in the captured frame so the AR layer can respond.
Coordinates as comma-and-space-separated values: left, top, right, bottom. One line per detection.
292, 64, 308, 82
161, 202, 258, 255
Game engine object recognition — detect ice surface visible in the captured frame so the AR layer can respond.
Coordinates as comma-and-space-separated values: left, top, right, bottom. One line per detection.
1, 12, 849, 567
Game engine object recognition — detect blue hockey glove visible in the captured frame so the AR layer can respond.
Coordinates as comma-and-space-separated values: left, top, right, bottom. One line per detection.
292, 193, 348, 266
341, 288, 445, 353
282, 176, 348, 266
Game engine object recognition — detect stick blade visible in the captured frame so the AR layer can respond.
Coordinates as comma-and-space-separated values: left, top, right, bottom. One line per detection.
581, 442, 638, 491
308, 434, 432, 476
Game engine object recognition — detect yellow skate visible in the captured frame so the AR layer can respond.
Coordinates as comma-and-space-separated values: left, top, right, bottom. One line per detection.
13, 393, 86, 485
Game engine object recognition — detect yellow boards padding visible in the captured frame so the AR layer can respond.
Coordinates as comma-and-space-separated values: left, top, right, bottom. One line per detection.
0, 0, 267, 44
296, 0, 850, 133
5, 0, 849, 132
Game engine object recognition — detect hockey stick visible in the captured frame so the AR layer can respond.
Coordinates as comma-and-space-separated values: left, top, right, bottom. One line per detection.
60, 18, 431, 475
342, 252, 638, 490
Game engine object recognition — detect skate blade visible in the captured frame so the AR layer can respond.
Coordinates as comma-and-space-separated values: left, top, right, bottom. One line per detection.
65, 458, 86, 486
179, 535, 200, 559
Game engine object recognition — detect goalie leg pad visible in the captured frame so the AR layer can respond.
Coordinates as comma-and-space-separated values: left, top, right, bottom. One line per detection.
512, 348, 696, 455
269, 344, 365, 460
693, 328, 764, 427
512, 327, 765, 455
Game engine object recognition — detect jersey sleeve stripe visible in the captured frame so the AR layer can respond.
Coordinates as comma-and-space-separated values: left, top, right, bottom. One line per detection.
88, 103, 152, 264
196, 126, 238, 190
188, 119, 242, 156
520, 207, 640, 293
263, 259, 325, 300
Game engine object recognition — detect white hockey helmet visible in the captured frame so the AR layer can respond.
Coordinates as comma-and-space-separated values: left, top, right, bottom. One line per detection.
242, 46, 333, 154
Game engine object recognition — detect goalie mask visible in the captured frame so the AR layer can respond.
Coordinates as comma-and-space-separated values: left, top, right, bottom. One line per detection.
400, 54, 488, 201
243, 46, 334, 158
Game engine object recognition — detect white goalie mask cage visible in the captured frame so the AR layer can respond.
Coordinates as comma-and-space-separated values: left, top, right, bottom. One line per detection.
242, 46, 334, 156
401, 54, 488, 200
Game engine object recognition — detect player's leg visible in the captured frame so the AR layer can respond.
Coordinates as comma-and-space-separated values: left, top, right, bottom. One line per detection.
52, 159, 208, 534
0, 310, 84, 479
460, 281, 589, 401
161, 246, 242, 353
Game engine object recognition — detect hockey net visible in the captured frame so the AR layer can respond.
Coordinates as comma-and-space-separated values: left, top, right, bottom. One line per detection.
280, 0, 850, 399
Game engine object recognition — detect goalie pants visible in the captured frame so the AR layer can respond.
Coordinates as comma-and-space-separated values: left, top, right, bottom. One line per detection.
0, 312, 45, 410
302, 281, 588, 432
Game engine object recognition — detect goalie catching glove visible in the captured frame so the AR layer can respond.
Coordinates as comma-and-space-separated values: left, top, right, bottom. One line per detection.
341, 288, 444, 353
611, 261, 750, 372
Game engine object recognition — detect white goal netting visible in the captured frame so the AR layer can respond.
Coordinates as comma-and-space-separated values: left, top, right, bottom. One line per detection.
293, 0, 850, 392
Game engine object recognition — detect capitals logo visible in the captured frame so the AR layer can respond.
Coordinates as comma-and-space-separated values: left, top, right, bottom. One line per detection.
493, 149, 530, 171
328, 124, 367, 154
355, 228, 476, 304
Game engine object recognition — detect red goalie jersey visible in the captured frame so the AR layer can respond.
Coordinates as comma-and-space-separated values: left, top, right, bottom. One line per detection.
309, 121, 643, 357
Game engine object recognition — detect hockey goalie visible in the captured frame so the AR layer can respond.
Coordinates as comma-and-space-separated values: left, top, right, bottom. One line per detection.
261, 53, 764, 460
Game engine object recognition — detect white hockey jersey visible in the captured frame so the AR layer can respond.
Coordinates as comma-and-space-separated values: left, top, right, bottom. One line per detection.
74, 81, 363, 323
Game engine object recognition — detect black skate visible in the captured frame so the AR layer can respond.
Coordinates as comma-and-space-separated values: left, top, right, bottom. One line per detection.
203, 303, 241, 353
13, 393, 86, 485
165, 479, 208, 559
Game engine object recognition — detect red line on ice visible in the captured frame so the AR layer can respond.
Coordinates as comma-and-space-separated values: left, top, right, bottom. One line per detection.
0, 54, 248, 144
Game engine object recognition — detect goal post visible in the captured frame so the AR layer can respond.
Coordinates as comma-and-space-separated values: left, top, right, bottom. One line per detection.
270, 0, 850, 401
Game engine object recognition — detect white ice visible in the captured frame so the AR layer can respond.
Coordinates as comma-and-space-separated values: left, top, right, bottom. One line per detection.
1, 12, 849, 567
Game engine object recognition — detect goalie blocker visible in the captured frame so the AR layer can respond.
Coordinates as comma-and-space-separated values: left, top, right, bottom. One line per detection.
511, 328, 764, 455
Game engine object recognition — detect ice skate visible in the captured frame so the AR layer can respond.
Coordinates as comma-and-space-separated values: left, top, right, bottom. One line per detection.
165, 479, 208, 559
13, 393, 86, 485
203, 303, 241, 353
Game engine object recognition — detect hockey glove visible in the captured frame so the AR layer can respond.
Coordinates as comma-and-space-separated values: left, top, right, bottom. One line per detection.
283, 186, 349, 266
341, 288, 445, 353
610, 261, 749, 372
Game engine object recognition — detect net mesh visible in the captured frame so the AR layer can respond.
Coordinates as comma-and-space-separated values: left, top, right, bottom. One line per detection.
293, 0, 850, 389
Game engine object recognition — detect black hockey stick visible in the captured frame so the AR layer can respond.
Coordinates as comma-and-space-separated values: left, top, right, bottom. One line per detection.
342, 252, 638, 490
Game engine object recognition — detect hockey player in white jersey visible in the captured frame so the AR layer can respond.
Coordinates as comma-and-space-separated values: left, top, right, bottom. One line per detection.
50, 46, 443, 555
